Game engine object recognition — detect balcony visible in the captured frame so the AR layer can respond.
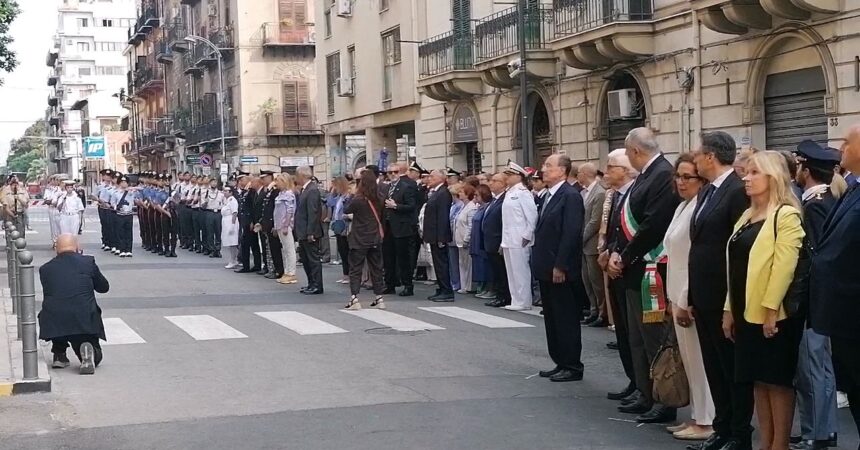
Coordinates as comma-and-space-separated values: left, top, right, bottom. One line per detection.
134, 1, 160, 36
417, 30, 483, 101
48, 95, 58, 107
133, 63, 164, 96
156, 40, 173, 64
137, 131, 161, 152
552, 0, 655, 70
185, 117, 238, 148
127, 24, 146, 46
260, 22, 315, 49
171, 108, 192, 135
155, 119, 173, 140
167, 19, 189, 53
264, 113, 324, 147
182, 51, 203, 76
46, 50, 58, 67
473, 4, 558, 89
180, 0, 200, 5
48, 75, 59, 86
691, 0, 836, 35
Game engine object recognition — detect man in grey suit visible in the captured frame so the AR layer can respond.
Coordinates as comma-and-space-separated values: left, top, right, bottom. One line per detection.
295, 166, 324, 295
578, 163, 608, 327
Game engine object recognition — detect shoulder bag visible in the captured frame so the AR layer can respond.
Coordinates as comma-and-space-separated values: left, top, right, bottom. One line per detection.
650, 324, 690, 408
367, 199, 385, 239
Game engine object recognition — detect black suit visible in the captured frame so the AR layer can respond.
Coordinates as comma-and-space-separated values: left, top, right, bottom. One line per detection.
38, 252, 109, 365
383, 175, 419, 290
297, 181, 324, 290
253, 187, 270, 270
603, 189, 636, 387
482, 192, 509, 303
423, 183, 453, 295
811, 183, 860, 436
688, 171, 751, 442
801, 187, 835, 248
531, 182, 585, 373
609, 155, 680, 405
239, 188, 261, 270
262, 187, 283, 276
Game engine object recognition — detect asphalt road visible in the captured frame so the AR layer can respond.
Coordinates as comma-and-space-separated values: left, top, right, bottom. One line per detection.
0, 207, 856, 450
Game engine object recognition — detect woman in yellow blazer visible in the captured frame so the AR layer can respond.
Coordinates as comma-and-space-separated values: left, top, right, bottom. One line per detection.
723, 151, 804, 450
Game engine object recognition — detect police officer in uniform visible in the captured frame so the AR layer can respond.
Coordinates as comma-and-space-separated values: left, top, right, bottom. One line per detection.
252, 174, 270, 275
791, 140, 842, 450
93, 169, 114, 251
189, 176, 206, 253
203, 177, 225, 258
111, 174, 136, 257
134, 173, 151, 252
408, 162, 430, 281
237, 174, 261, 273
260, 171, 282, 279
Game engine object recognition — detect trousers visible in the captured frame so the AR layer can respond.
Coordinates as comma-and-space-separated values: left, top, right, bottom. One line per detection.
204, 210, 221, 253
625, 286, 666, 404
582, 253, 607, 318
278, 229, 297, 276
116, 214, 133, 253
795, 328, 838, 441
240, 223, 261, 270
430, 244, 452, 295
298, 238, 323, 290
162, 211, 178, 253
608, 277, 636, 386
267, 230, 284, 276
348, 246, 385, 296
503, 247, 532, 309
540, 280, 584, 373
51, 334, 103, 366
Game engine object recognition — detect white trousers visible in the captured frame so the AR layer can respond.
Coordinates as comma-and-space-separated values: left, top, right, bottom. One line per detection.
673, 308, 715, 426
58, 214, 80, 236
278, 228, 297, 276
223, 246, 239, 265
49, 208, 58, 242
503, 247, 532, 309
458, 247, 472, 292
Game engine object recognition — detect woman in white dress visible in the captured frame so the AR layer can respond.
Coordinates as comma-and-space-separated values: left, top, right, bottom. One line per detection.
57, 180, 85, 235
663, 153, 715, 440
220, 187, 240, 269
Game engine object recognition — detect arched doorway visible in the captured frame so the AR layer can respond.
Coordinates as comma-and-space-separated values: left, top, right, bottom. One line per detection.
764, 67, 827, 151
352, 151, 367, 171
604, 72, 647, 152
514, 90, 555, 168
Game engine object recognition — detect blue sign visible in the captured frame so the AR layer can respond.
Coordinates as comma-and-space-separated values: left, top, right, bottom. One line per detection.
83, 136, 106, 159
240, 156, 259, 164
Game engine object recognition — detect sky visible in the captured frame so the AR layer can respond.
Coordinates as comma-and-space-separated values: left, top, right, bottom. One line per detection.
0, 0, 59, 163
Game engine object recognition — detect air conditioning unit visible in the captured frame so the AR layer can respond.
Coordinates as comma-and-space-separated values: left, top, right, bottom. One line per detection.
507, 58, 522, 78
607, 88, 637, 119
337, 77, 354, 97
307, 31, 316, 44
336, 0, 352, 17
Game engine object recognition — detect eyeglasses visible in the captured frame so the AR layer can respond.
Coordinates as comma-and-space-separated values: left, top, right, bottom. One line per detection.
674, 174, 702, 181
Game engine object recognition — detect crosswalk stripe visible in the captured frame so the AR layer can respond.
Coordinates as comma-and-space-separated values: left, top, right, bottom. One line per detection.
342, 309, 444, 331
165, 315, 248, 341
418, 306, 535, 328
255, 311, 348, 335
101, 318, 146, 345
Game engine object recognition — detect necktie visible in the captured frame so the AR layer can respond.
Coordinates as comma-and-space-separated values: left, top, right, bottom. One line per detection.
540, 192, 551, 217
694, 184, 716, 223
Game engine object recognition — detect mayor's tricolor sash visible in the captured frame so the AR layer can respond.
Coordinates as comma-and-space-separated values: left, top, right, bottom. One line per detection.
620, 194, 668, 324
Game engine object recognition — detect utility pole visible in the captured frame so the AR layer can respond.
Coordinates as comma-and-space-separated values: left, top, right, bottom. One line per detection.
518, 0, 531, 168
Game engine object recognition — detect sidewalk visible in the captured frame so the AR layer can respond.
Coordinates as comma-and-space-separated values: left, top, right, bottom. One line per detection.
0, 287, 51, 396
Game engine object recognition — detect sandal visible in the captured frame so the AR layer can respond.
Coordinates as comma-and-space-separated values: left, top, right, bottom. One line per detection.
344, 295, 361, 310
370, 296, 386, 310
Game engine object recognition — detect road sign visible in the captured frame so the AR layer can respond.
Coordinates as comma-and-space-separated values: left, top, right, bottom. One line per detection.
83, 137, 106, 160
240, 156, 259, 164
199, 153, 213, 167
186, 154, 200, 165
220, 163, 229, 175
201, 167, 211, 176
279, 156, 313, 167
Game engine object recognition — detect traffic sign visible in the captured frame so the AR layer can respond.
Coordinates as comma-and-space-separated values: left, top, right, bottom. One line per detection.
241, 156, 259, 164
83, 137, 106, 160
186, 154, 200, 165
220, 163, 229, 175
199, 153, 213, 167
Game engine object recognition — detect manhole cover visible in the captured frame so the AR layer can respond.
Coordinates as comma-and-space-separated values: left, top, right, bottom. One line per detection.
364, 327, 429, 336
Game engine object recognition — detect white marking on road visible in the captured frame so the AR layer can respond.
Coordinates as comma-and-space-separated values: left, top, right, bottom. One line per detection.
101, 318, 146, 345
165, 315, 248, 340
255, 311, 348, 335
418, 306, 534, 328
342, 309, 444, 331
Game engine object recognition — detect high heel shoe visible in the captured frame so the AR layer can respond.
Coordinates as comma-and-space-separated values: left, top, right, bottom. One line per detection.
344, 295, 361, 310
370, 296, 386, 310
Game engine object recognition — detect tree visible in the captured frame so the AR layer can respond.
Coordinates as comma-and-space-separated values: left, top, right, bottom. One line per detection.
6, 149, 40, 173
26, 157, 46, 181
0, 0, 19, 81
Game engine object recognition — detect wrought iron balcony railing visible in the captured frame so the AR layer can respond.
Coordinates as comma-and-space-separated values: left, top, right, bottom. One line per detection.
474, 4, 555, 62
553, 0, 652, 36
133, 63, 164, 91
419, 30, 474, 77
167, 18, 188, 52
261, 22, 314, 46
185, 116, 238, 146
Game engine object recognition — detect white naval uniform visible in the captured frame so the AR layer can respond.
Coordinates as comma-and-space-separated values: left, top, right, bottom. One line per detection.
500, 182, 538, 310
45, 186, 60, 242
57, 191, 85, 235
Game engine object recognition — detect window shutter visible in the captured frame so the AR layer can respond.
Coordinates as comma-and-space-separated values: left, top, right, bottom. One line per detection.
283, 81, 298, 131
297, 80, 312, 130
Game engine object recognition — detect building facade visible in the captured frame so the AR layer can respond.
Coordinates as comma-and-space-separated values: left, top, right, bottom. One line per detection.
124, 0, 323, 180
45, 0, 135, 177
408, 0, 860, 174
313, 0, 421, 177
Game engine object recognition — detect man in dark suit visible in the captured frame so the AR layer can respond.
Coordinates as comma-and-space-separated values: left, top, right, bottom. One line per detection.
811, 124, 860, 444
687, 131, 751, 450
607, 127, 680, 424
792, 140, 841, 450
383, 162, 419, 297
237, 176, 261, 273
295, 166, 324, 294
422, 169, 454, 301
38, 234, 109, 375
408, 162, 430, 281
533, 154, 585, 382
482, 172, 510, 307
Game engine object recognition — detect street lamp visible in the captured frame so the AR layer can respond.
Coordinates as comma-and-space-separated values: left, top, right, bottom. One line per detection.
185, 35, 227, 167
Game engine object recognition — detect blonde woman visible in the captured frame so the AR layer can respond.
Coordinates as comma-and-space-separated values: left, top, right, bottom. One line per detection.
723, 151, 805, 450
273, 174, 298, 284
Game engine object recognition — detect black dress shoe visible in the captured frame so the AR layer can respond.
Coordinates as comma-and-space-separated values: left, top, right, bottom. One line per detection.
618, 397, 652, 414
257, 269, 268, 275
398, 287, 414, 297
300, 286, 311, 293
607, 383, 636, 401
587, 317, 607, 328
635, 405, 676, 424
539, 366, 561, 378
717, 439, 752, 450
485, 298, 505, 307
431, 294, 455, 302
532, 298, 542, 307
687, 433, 729, 450
580, 314, 598, 325
382, 287, 396, 295
607, 341, 620, 350
790, 440, 833, 450
302, 288, 324, 295
620, 390, 641, 406
264, 272, 279, 279
549, 369, 583, 382
167, 252, 177, 258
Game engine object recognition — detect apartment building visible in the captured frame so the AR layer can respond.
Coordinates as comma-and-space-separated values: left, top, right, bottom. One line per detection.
413, 0, 860, 174
124, 0, 322, 179
314, 0, 421, 177
45, 0, 135, 177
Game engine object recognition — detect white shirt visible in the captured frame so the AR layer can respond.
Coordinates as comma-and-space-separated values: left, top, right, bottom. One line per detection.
710, 167, 734, 189
640, 153, 662, 175
501, 182, 538, 248
302, 180, 312, 191
617, 179, 635, 196
581, 179, 598, 202
58, 191, 84, 214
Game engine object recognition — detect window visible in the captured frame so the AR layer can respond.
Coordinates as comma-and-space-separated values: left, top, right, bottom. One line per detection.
78, 67, 92, 76
76, 42, 91, 52
76, 18, 89, 28
381, 27, 401, 101
324, 9, 331, 38
283, 80, 313, 131
380, 0, 390, 11
326, 52, 340, 115
96, 66, 124, 76
101, 19, 113, 27
347, 45, 356, 80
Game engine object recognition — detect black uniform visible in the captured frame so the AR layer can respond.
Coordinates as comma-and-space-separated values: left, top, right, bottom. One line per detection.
261, 186, 283, 277
252, 186, 269, 273
239, 187, 261, 271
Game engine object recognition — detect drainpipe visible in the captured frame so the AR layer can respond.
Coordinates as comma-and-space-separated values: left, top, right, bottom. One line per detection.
556, 71, 562, 156
491, 90, 501, 171
692, 10, 703, 138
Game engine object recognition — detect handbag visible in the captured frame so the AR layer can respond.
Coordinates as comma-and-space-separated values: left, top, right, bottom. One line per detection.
773, 205, 810, 318
331, 219, 347, 236
650, 326, 690, 408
